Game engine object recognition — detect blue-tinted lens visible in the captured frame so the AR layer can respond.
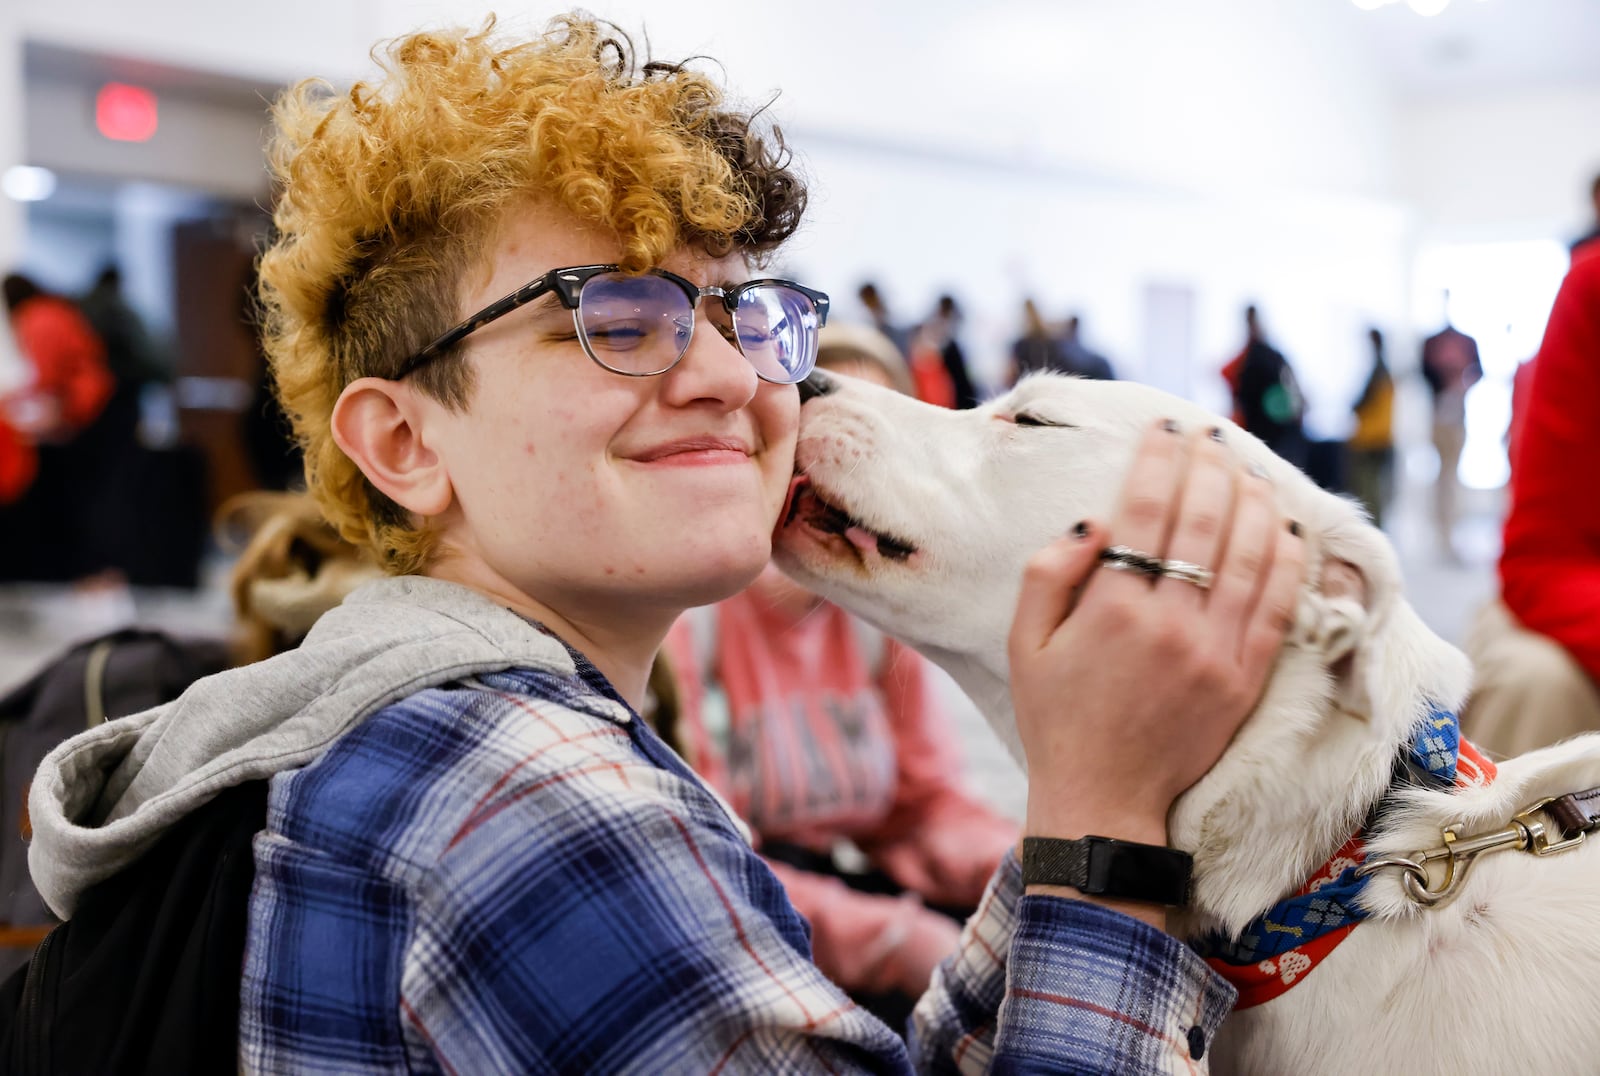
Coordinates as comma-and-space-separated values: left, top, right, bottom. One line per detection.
732, 285, 820, 384
576, 272, 693, 374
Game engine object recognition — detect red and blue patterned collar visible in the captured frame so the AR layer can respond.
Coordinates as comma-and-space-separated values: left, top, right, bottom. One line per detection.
1192, 705, 1496, 1009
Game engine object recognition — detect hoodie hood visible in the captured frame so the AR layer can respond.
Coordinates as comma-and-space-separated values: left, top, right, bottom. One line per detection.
28, 575, 573, 919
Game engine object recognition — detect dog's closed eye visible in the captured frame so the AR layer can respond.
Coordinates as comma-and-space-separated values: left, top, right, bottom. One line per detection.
1012, 412, 1076, 429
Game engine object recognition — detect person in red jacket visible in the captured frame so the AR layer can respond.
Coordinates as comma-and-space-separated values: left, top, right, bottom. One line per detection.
1463, 250, 1600, 756
2, 275, 113, 441
1, 274, 115, 582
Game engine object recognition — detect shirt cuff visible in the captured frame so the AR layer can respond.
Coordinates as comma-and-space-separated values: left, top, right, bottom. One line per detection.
996, 896, 1237, 1074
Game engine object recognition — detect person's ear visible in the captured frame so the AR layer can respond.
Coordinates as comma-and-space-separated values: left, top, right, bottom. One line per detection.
330, 377, 454, 519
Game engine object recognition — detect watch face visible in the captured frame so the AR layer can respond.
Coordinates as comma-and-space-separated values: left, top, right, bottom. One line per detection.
1085, 838, 1191, 903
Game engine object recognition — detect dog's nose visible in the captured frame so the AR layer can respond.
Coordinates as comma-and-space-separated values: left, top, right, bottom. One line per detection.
798, 370, 837, 404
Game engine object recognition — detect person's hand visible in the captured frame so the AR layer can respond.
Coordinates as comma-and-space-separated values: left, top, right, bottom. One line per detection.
876, 903, 963, 999
1007, 419, 1305, 923
873, 826, 1011, 908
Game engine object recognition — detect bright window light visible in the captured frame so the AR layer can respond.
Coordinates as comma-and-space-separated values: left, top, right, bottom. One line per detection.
1408, 0, 1451, 15
2, 164, 58, 202
2, 165, 57, 202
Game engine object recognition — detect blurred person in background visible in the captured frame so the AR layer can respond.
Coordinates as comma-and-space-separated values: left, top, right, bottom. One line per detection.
0, 416, 32, 508
0, 273, 115, 588
218, 491, 381, 665
857, 280, 910, 356
921, 294, 979, 408
1347, 327, 1395, 529
77, 266, 170, 427
905, 323, 957, 407
1463, 236, 1600, 757
664, 323, 1015, 1031
1227, 304, 1307, 468
1008, 297, 1063, 385
1057, 313, 1116, 381
1420, 295, 1482, 563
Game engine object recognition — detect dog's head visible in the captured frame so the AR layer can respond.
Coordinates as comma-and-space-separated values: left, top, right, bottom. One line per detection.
774, 370, 1469, 930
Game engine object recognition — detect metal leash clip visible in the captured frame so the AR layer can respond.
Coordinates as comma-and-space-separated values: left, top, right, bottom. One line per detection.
1356, 797, 1588, 908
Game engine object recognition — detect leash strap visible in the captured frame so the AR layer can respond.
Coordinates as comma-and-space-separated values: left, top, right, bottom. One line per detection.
1548, 786, 1600, 839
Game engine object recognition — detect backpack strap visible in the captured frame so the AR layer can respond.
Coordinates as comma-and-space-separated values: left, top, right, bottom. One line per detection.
82, 639, 116, 729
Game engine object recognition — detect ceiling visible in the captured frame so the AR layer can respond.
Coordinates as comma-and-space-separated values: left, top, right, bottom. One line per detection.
1335, 0, 1600, 99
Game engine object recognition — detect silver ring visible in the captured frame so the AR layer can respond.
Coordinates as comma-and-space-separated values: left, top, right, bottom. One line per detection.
1098, 545, 1163, 577
1159, 559, 1214, 591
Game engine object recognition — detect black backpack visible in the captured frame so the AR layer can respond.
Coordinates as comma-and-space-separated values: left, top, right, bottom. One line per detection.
0, 629, 269, 1075
0, 629, 229, 939
0, 780, 268, 1075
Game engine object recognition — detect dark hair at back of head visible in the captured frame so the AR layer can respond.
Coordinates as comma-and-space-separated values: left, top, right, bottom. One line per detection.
3, 274, 44, 312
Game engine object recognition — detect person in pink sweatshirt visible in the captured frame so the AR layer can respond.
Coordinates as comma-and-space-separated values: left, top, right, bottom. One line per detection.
663, 324, 1016, 1029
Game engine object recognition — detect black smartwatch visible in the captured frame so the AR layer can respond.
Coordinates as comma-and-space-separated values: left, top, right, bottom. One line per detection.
1021, 836, 1193, 907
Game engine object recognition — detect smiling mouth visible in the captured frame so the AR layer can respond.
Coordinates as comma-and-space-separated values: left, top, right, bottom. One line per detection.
781, 475, 918, 562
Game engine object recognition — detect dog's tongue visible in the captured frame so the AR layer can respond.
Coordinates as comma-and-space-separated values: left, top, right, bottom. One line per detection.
841, 524, 881, 555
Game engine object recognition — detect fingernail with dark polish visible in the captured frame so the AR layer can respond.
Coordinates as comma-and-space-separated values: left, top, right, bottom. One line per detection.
1208, 426, 1224, 442
1288, 520, 1303, 537
1073, 521, 1090, 539
1161, 418, 1180, 434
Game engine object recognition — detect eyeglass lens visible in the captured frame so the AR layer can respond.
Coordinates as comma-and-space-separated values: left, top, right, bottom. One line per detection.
574, 272, 818, 383
733, 284, 819, 384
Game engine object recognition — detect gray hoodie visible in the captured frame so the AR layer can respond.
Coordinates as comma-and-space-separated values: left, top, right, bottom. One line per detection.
27, 575, 574, 920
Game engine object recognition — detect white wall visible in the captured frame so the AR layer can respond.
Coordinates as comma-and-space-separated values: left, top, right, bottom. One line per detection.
16, 0, 1396, 201
24, 77, 274, 201
372, 0, 1396, 201
1396, 84, 1600, 244
17, 0, 375, 89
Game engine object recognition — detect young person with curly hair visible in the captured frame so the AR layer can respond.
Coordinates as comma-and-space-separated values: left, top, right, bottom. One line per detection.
26, 16, 1303, 1072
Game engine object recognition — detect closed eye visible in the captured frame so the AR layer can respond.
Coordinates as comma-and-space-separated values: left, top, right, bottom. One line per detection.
1013, 412, 1076, 429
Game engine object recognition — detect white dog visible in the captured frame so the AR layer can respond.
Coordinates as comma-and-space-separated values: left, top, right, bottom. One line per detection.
772, 370, 1600, 1075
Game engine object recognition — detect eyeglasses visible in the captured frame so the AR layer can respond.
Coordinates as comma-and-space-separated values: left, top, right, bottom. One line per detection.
396, 264, 830, 385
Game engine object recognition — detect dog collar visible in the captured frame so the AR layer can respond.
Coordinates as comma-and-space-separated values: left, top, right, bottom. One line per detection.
1193, 705, 1496, 1010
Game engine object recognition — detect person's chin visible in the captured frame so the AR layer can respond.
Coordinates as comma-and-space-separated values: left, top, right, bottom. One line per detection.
666, 526, 772, 601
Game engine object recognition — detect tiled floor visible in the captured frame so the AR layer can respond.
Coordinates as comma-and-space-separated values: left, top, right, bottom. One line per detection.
0, 478, 1501, 824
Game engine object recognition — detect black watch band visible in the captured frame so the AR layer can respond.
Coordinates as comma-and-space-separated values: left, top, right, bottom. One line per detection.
1021, 836, 1193, 907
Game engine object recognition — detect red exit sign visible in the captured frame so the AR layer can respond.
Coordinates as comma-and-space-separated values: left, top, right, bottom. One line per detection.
96, 83, 159, 142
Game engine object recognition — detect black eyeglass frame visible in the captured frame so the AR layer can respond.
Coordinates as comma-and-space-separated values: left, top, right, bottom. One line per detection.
395, 263, 831, 384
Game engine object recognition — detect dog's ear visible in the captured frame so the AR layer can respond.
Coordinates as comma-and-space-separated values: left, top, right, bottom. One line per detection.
1295, 498, 1469, 728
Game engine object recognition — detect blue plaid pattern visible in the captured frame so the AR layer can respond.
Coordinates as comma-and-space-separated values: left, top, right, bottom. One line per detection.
240, 650, 1231, 1073
1194, 705, 1464, 966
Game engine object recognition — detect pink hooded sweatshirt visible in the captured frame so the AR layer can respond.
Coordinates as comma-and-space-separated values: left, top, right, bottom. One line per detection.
664, 589, 1017, 995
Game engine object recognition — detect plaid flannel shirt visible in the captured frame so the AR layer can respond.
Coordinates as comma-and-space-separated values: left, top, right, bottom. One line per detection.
240, 651, 1233, 1073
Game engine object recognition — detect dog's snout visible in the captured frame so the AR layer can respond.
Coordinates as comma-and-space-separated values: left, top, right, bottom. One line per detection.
798, 370, 837, 404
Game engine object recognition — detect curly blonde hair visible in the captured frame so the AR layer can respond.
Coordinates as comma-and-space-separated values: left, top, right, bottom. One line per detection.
257, 14, 807, 574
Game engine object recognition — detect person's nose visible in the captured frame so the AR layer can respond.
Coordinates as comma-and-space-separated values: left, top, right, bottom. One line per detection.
657, 312, 759, 410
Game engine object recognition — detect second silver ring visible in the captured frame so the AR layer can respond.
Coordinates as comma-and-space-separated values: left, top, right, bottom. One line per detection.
1159, 559, 1215, 590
